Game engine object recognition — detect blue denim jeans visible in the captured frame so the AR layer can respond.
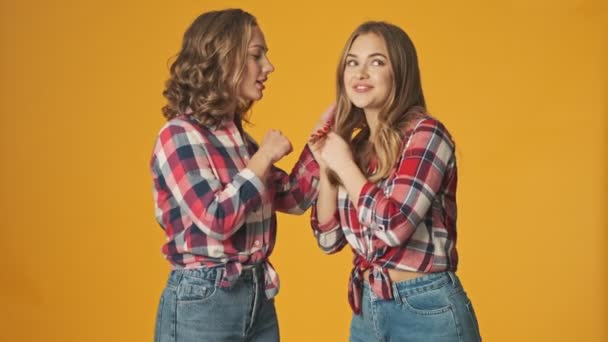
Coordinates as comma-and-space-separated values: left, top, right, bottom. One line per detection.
350, 272, 481, 342
155, 264, 279, 342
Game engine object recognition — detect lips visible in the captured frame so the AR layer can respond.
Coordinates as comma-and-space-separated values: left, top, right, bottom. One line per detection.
256, 79, 266, 90
353, 83, 373, 93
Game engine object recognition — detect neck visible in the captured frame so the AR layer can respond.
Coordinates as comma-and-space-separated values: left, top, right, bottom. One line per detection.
364, 109, 379, 140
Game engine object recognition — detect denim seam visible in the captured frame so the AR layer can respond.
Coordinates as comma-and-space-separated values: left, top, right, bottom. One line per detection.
369, 291, 383, 342
447, 286, 464, 298
447, 290, 473, 342
176, 273, 219, 303
449, 304, 463, 342
176, 283, 218, 303
155, 295, 164, 342
400, 294, 453, 316
465, 300, 482, 341
242, 281, 255, 338
391, 283, 403, 304
171, 290, 177, 342
245, 272, 261, 337
395, 277, 450, 297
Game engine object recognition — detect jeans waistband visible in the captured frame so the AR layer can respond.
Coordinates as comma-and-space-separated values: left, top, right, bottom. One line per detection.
390, 271, 461, 297
167, 263, 264, 287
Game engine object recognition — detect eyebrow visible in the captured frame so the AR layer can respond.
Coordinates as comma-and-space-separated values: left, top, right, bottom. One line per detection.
249, 44, 268, 52
346, 52, 387, 59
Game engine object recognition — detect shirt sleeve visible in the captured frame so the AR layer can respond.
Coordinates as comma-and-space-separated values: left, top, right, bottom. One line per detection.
153, 120, 265, 241
271, 145, 321, 215
310, 200, 347, 254
356, 118, 456, 247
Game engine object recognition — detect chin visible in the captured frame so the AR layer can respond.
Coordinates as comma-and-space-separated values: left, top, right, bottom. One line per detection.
349, 100, 370, 109
244, 92, 263, 102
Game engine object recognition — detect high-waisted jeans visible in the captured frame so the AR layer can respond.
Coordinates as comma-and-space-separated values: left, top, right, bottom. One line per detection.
350, 271, 481, 342
155, 264, 279, 342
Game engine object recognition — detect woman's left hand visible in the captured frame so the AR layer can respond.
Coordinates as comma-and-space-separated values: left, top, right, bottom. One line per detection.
320, 132, 354, 172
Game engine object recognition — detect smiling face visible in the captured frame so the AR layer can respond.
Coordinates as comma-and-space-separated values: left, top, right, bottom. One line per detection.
238, 25, 275, 102
343, 33, 393, 117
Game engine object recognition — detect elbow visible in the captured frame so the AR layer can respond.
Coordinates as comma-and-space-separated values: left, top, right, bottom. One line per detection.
320, 245, 341, 254
315, 229, 344, 254
316, 239, 343, 254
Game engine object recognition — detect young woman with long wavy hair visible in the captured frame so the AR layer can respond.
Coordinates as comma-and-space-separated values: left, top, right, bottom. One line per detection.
310, 21, 482, 341
151, 9, 329, 341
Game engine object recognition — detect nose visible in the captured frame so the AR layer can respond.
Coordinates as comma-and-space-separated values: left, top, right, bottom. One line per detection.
355, 64, 368, 79
263, 55, 275, 74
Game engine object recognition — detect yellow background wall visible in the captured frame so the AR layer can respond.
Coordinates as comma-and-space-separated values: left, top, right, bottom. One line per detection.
1, 0, 606, 341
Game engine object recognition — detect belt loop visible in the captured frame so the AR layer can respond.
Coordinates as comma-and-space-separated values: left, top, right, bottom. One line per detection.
391, 282, 402, 304
447, 271, 457, 288
214, 267, 224, 287
169, 269, 183, 286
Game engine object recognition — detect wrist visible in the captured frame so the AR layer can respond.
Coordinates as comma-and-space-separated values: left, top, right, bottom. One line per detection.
333, 158, 356, 177
249, 150, 273, 178
257, 148, 275, 165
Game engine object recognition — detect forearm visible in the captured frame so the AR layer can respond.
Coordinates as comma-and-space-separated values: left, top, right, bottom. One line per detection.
334, 161, 367, 208
273, 145, 320, 214
315, 168, 339, 226
247, 150, 273, 179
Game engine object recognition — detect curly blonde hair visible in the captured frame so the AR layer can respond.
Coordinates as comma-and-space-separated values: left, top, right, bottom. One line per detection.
162, 9, 257, 126
329, 21, 427, 185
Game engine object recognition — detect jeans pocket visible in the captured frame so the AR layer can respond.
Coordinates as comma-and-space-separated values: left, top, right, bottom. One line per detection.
176, 276, 217, 303
400, 287, 453, 315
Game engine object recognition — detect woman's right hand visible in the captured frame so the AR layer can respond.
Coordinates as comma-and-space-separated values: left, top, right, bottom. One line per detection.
258, 129, 293, 163
248, 129, 293, 178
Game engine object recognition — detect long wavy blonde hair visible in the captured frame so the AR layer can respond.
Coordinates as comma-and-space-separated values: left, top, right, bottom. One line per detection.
162, 9, 257, 127
330, 21, 427, 184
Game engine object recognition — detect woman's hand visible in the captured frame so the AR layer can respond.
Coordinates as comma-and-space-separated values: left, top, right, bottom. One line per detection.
249, 129, 292, 178
319, 132, 354, 172
308, 103, 336, 170
259, 129, 293, 163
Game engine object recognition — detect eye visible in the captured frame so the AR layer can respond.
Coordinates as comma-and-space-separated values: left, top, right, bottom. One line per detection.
249, 48, 266, 61
346, 59, 358, 67
371, 59, 385, 66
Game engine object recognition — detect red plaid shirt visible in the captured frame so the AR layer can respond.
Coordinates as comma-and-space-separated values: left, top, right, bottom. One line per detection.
151, 116, 320, 299
311, 117, 458, 314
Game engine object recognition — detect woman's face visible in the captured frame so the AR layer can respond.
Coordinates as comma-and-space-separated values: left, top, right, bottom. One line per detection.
239, 26, 275, 102
343, 33, 393, 116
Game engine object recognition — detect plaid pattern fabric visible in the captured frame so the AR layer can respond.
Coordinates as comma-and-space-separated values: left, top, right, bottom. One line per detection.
310, 117, 458, 314
151, 116, 320, 299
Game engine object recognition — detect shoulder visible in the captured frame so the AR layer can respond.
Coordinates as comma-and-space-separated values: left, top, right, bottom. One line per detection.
160, 117, 199, 133
157, 117, 210, 144
406, 115, 454, 145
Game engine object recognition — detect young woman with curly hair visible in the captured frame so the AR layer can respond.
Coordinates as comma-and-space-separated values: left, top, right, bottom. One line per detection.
310, 21, 482, 341
151, 9, 328, 342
